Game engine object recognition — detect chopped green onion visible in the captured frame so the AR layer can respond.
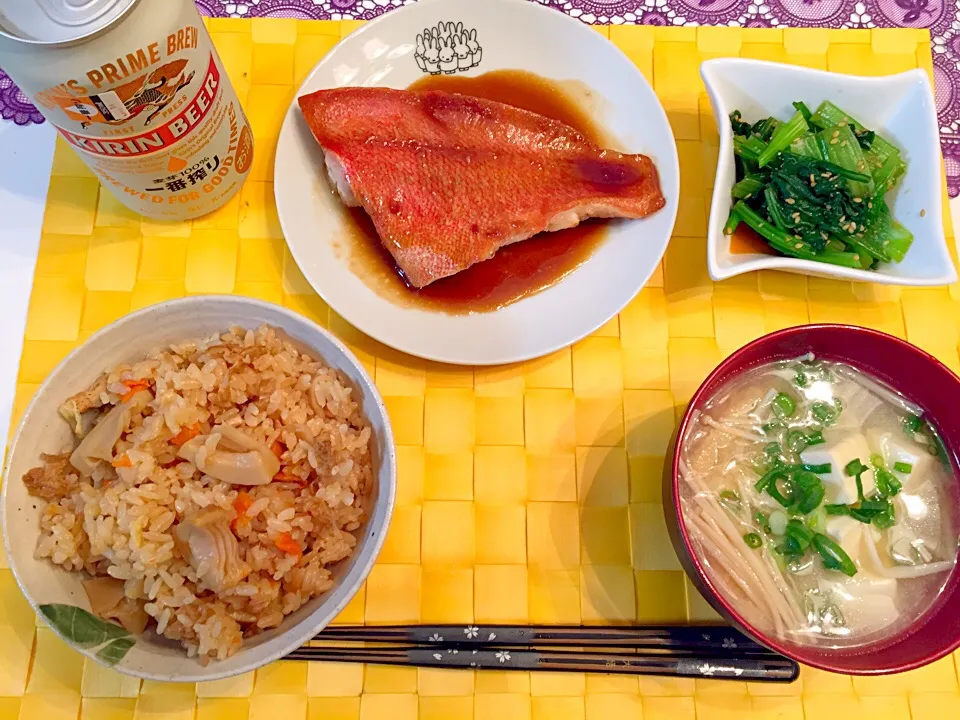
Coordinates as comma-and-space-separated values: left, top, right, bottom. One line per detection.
813, 533, 858, 577
719, 489, 740, 501
794, 371, 808, 387
768, 473, 800, 508
812, 402, 839, 425
825, 503, 850, 516
869, 453, 885, 469
807, 507, 826, 532
806, 430, 825, 446
744, 533, 763, 549
785, 429, 808, 454
794, 472, 826, 513
844, 458, 868, 477
893, 462, 913, 474
753, 510, 772, 535
785, 518, 814, 551
872, 505, 896, 530
802, 463, 832, 475
756, 465, 785, 493
875, 468, 902, 498
772, 392, 797, 418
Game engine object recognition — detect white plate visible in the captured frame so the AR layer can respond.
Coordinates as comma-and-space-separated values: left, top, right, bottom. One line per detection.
274, 0, 679, 366
703, 58, 956, 286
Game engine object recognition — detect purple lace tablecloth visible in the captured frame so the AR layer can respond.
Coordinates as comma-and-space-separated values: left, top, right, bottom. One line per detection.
3, 0, 960, 195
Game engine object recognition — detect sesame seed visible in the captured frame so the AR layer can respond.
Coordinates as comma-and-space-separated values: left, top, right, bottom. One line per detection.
829, 138, 839, 145
841, 140, 848, 147
921, 209, 927, 217
841, 117, 848, 124
859, 225, 865, 232
785, 198, 795, 205
839, 216, 846, 223
795, 243, 803, 249
832, 130, 840, 138
793, 213, 801, 222
821, 173, 831, 178
868, 202, 873, 209
853, 197, 862, 203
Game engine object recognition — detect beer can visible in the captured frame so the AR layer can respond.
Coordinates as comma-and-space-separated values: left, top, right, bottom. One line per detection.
0, 0, 254, 221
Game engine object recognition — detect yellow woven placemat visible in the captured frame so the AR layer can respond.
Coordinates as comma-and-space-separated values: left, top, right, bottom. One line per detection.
2, 17, 959, 720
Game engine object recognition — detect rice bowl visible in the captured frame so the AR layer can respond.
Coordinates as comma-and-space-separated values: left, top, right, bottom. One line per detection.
2, 297, 396, 681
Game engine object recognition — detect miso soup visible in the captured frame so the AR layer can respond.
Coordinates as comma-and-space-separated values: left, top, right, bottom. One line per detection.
679, 355, 959, 647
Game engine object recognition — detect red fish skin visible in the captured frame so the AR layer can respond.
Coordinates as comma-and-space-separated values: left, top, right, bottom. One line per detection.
298, 87, 666, 288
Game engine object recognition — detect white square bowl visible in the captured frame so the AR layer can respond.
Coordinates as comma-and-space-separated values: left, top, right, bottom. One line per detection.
702, 58, 956, 286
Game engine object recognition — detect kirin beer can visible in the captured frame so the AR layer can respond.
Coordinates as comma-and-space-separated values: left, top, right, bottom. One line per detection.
0, 0, 254, 220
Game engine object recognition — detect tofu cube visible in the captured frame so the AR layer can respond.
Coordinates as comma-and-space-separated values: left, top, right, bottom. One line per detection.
866, 429, 932, 492
819, 570, 899, 635
801, 432, 875, 504
824, 515, 866, 566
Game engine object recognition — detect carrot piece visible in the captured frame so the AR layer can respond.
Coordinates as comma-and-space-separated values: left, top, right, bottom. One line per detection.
274, 532, 302, 557
272, 469, 306, 485
111, 454, 132, 468
233, 491, 254, 515
270, 441, 284, 459
120, 379, 151, 402
171, 423, 201, 447
231, 491, 254, 533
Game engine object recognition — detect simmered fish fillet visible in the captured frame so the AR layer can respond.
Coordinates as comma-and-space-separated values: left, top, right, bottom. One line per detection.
298, 87, 666, 288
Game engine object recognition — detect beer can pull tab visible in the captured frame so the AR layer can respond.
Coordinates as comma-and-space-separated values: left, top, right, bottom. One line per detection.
0, 0, 134, 42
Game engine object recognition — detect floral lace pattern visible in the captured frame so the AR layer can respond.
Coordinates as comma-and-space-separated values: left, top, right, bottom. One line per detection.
2, 0, 960, 195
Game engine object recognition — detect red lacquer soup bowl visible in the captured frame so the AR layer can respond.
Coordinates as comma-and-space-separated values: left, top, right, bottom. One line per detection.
664, 325, 960, 674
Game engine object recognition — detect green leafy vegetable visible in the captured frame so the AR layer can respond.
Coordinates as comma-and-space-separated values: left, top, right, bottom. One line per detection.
727, 101, 912, 270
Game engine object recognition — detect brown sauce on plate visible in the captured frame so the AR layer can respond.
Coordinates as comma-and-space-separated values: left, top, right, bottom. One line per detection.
729, 224, 776, 255
337, 69, 613, 314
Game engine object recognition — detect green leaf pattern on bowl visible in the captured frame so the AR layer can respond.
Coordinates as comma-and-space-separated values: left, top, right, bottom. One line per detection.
39, 603, 135, 666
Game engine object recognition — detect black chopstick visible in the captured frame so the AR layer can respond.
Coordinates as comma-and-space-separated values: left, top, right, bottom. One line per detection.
316, 623, 768, 654
285, 645, 799, 682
